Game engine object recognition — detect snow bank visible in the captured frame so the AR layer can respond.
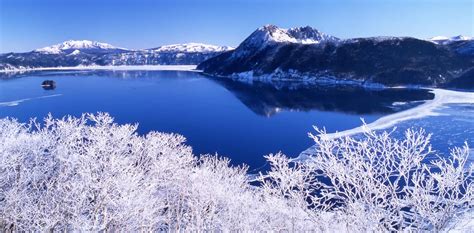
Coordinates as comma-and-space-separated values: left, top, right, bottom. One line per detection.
0, 65, 199, 73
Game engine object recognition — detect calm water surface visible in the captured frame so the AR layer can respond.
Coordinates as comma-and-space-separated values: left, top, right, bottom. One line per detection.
389, 103, 474, 161
0, 70, 433, 170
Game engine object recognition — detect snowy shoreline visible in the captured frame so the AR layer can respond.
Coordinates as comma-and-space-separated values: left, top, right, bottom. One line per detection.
298, 88, 474, 159
0, 65, 199, 73
296, 88, 474, 232
202, 70, 441, 90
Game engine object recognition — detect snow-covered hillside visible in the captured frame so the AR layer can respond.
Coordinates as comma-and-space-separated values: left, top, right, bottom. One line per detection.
428, 35, 474, 57
152, 43, 233, 53
35, 40, 125, 54
429, 35, 473, 45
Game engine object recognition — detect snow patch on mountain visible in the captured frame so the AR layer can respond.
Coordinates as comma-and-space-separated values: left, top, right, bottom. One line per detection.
35, 40, 125, 54
68, 49, 81, 56
152, 43, 234, 53
344, 36, 411, 43
429, 35, 473, 44
430, 36, 450, 41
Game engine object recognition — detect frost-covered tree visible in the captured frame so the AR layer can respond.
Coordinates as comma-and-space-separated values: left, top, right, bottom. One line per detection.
0, 113, 265, 231
0, 113, 472, 232
304, 126, 474, 232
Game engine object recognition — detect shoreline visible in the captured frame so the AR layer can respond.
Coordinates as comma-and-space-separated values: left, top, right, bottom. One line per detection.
297, 88, 474, 160
0, 65, 200, 73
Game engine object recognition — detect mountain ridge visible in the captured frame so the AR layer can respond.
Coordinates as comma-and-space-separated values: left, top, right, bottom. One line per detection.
34, 40, 127, 54
0, 41, 234, 71
198, 25, 474, 88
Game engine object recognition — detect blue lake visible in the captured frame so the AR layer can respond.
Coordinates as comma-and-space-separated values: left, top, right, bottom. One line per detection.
0, 70, 434, 170
389, 103, 474, 161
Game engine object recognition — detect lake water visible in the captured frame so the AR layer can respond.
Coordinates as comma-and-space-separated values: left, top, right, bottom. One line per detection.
0, 70, 435, 170
389, 103, 474, 161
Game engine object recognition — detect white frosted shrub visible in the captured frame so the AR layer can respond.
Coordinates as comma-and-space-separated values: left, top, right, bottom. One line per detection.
306, 126, 474, 232
0, 113, 472, 232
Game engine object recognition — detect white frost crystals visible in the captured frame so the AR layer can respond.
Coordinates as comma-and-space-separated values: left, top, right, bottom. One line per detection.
0, 113, 472, 232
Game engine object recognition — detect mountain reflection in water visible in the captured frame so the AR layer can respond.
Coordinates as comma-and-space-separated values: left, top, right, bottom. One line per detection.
208, 77, 435, 117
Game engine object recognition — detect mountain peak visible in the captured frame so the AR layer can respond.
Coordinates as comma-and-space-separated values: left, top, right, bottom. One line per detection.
286, 26, 337, 43
261, 24, 280, 31
35, 40, 124, 54
451, 35, 472, 41
242, 25, 338, 49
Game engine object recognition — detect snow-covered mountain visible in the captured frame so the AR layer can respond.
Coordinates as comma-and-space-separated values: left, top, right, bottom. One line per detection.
35, 40, 126, 54
429, 35, 472, 45
152, 43, 233, 53
198, 25, 474, 88
428, 35, 474, 57
229, 25, 340, 59
0, 41, 233, 71
239, 25, 338, 49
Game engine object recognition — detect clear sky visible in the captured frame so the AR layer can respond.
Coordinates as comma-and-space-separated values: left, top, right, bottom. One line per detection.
0, 0, 472, 53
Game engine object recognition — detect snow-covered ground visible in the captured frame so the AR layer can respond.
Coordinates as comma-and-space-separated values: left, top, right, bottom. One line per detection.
0, 65, 199, 73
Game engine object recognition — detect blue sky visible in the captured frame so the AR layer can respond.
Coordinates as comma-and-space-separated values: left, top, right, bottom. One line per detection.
0, 0, 472, 53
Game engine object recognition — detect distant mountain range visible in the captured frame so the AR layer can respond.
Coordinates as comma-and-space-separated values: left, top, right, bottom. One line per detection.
198, 25, 474, 88
0, 40, 233, 71
2, 26, 473, 88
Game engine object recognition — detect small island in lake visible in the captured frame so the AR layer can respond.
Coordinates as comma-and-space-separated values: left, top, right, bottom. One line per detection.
41, 80, 56, 90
